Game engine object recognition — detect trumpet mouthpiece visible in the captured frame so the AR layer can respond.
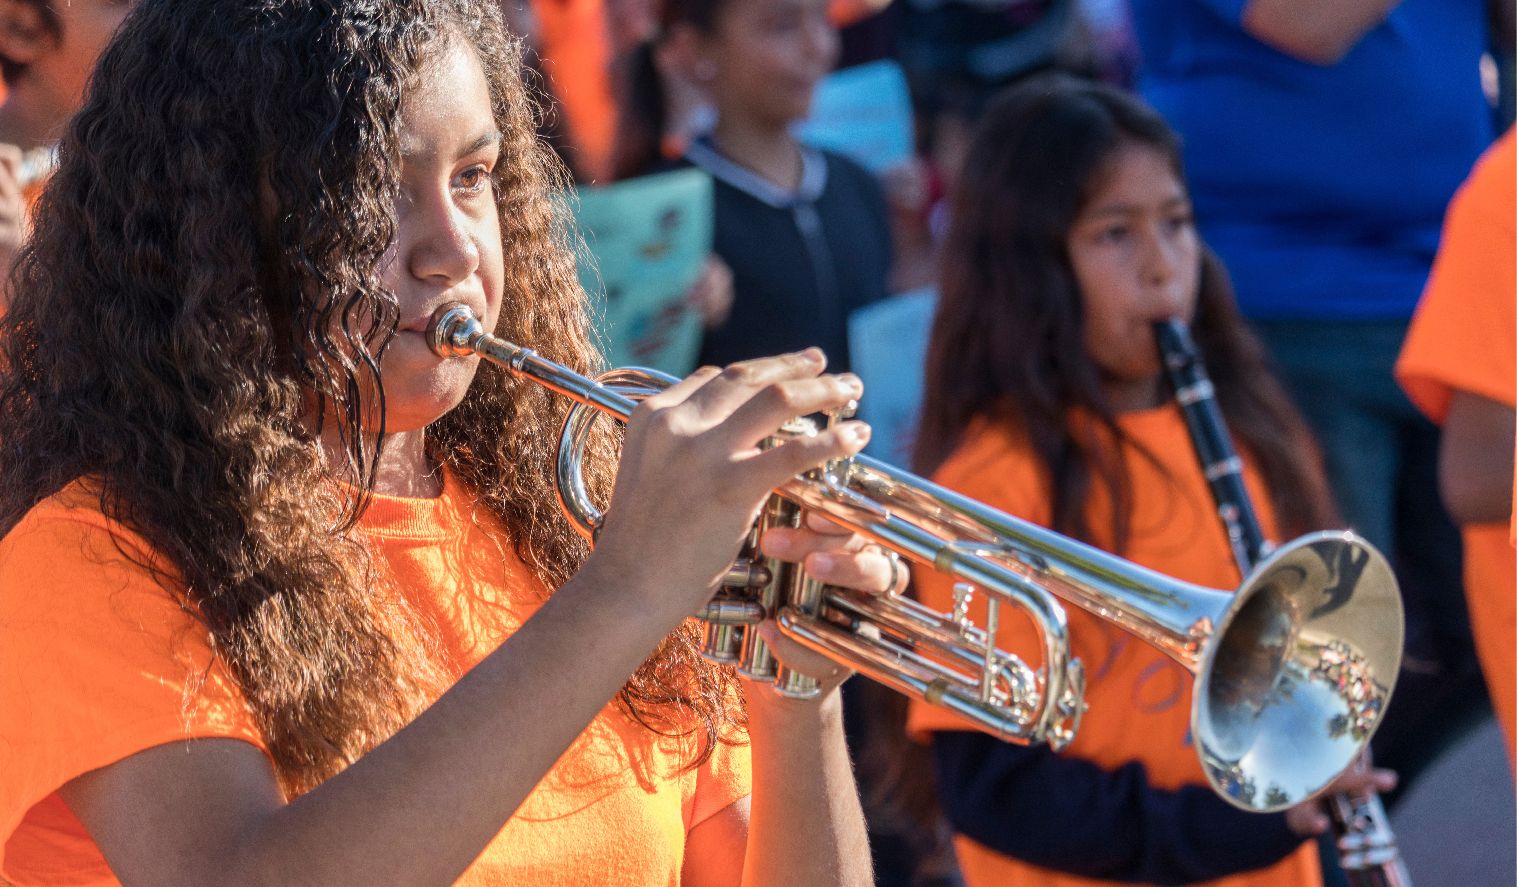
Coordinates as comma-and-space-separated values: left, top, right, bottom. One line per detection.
428, 302, 483, 359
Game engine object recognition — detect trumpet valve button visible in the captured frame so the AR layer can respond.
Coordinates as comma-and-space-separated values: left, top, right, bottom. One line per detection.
721, 560, 772, 590
822, 401, 860, 479
951, 582, 975, 630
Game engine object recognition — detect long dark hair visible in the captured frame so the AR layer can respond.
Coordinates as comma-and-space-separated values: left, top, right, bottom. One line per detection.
914, 74, 1335, 546
0, 0, 740, 794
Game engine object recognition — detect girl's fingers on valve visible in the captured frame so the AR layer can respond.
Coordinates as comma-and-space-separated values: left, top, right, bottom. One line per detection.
677, 349, 828, 423
760, 522, 868, 561
730, 421, 870, 501
751, 622, 853, 692
802, 510, 854, 536
708, 373, 863, 452
798, 546, 899, 596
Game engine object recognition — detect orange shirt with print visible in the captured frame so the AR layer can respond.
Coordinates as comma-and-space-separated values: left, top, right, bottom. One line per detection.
1395, 128, 1517, 768
0, 473, 750, 886
906, 407, 1321, 887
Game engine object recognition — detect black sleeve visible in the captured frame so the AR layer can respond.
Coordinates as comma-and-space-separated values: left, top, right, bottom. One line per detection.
930, 731, 1307, 885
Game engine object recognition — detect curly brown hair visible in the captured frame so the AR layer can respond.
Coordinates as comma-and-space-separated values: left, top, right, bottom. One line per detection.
0, 0, 741, 794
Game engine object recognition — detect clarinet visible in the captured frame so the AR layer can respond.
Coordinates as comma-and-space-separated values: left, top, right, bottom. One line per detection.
1155, 318, 1411, 887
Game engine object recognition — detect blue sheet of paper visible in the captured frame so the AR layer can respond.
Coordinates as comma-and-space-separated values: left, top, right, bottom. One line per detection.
797, 59, 914, 174
571, 168, 714, 376
847, 287, 937, 464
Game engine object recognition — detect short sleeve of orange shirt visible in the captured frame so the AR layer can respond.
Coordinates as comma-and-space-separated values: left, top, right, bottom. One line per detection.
0, 484, 265, 884
1396, 128, 1516, 420
687, 730, 750, 831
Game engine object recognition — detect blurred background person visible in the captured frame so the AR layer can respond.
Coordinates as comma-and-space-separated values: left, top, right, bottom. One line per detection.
641, 0, 891, 374
1396, 127, 1517, 772
0, 0, 136, 301
530, 0, 890, 181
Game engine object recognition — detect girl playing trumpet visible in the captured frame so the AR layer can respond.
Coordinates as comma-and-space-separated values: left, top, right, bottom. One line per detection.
0, 2, 889, 884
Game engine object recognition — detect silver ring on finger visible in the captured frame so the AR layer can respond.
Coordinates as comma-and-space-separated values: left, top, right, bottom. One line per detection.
882, 548, 906, 596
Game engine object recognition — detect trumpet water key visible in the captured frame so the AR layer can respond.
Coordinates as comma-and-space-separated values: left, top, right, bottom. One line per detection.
1157, 318, 1410, 883
430, 302, 1405, 812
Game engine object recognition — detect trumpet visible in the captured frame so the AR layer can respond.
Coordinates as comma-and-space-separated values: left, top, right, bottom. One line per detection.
1157, 318, 1410, 882
428, 303, 1405, 812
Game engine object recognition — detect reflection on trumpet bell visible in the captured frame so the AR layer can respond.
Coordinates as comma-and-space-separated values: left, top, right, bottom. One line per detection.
1316, 639, 1387, 743
427, 301, 1405, 813
1195, 533, 1402, 811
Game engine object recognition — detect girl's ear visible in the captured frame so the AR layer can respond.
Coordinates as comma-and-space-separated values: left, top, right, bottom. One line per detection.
0, 0, 55, 70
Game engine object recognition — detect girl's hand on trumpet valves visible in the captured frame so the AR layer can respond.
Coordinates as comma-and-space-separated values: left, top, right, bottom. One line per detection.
588, 348, 872, 629
750, 511, 909, 698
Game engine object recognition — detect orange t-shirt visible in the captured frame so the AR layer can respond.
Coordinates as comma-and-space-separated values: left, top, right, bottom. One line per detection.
531, 0, 618, 182
0, 473, 750, 886
1395, 127, 1517, 768
906, 408, 1321, 887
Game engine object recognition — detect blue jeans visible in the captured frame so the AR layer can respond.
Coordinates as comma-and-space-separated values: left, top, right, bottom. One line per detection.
1251, 319, 1489, 799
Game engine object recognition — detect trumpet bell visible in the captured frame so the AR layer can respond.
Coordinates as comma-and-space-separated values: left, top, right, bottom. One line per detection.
1196, 532, 1403, 812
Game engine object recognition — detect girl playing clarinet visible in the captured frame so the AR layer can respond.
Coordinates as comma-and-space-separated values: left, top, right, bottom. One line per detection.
904, 75, 1396, 887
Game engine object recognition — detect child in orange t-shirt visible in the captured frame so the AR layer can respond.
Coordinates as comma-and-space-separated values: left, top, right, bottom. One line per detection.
0, 2, 892, 885
1396, 128, 1517, 770
901, 76, 1396, 887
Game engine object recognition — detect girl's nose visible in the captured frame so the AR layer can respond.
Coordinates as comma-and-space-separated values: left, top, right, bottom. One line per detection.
408, 199, 480, 286
1142, 235, 1179, 287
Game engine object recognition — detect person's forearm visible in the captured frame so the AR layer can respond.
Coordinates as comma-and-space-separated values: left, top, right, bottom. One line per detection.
226, 558, 687, 887
741, 691, 873, 887
1440, 391, 1516, 526
1241, 0, 1402, 63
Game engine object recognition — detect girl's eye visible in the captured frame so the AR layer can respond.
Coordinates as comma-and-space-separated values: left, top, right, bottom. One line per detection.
1098, 225, 1130, 243
454, 165, 492, 195
1166, 213, 1194, 233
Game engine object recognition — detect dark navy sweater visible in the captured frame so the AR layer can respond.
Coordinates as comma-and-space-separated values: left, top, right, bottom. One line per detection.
683, 138, 891, 374
931, 731, 1306, 884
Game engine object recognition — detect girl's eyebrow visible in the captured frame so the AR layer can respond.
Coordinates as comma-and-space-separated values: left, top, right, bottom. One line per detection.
399, 128, 503, 161
460, 130, 504, 158
1084, 196, 1193, 218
